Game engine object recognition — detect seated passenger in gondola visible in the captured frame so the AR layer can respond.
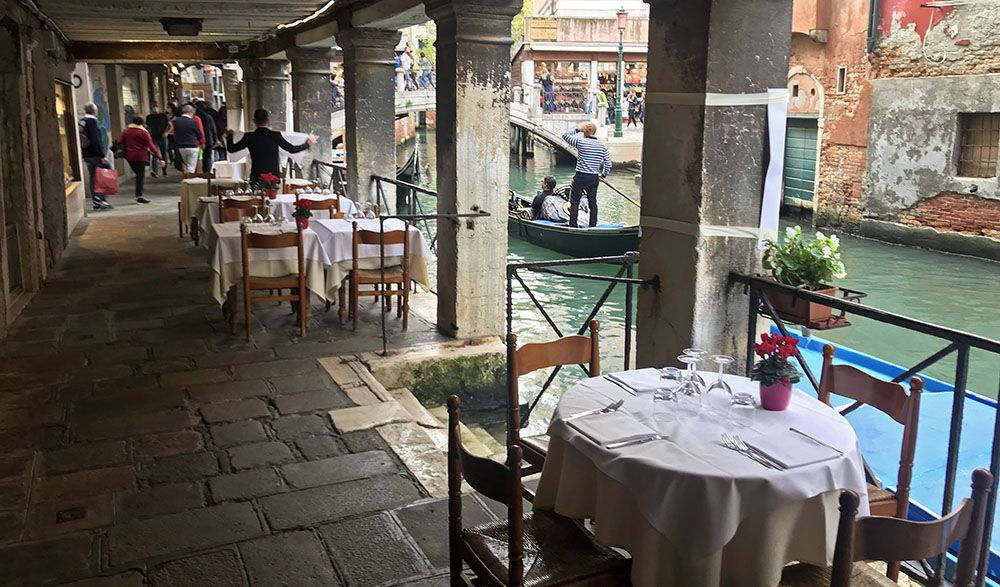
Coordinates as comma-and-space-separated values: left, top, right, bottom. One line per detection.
531, 176, 560, 220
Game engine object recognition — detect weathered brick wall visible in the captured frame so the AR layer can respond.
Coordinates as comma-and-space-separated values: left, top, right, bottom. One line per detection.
897, 193, 1000, 238
815, 143, 867, 229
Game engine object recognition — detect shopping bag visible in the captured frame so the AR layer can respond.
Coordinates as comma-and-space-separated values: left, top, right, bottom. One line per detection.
94, 166, 119, 195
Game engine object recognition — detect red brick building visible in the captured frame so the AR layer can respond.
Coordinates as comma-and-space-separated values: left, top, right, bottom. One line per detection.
788, 0, 1000, 259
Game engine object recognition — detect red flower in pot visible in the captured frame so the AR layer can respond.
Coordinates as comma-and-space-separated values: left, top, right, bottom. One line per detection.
750, 333, 802, 411
258, 173, 281, 199
292, 199, 312, 229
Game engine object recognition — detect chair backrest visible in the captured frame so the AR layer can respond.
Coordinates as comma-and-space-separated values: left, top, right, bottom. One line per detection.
447, 396, 524, 586
506, 321, 600, 446
831, 468, 992, 587
221, 197, 263, 223
182, 172, 215, 180
351, 222, 411, 276
285, 181, 319, 194
305, 198, 340, 214
239, 223, 305, 285
820, 344, 922, 517
210, 182, 249, 197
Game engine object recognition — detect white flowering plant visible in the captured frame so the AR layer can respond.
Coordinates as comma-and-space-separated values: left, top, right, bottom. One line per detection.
762, 226, 847, 291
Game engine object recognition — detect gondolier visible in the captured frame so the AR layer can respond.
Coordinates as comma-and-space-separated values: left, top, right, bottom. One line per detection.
562, 122, 612, 228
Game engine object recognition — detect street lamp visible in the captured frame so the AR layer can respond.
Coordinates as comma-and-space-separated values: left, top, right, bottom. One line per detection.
614, 8, 628, 139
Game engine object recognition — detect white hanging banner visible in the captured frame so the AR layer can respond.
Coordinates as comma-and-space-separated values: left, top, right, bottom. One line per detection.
645, 90, 788, 107
759, 88, 787, 249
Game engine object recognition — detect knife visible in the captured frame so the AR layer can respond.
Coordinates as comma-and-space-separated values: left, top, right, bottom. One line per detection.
604, 373, 638, 396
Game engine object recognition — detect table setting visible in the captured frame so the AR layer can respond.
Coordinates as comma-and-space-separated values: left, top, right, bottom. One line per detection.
533, 335, 869, 587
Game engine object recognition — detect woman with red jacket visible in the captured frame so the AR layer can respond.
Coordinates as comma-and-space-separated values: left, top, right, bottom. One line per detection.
115, 116, 163, 204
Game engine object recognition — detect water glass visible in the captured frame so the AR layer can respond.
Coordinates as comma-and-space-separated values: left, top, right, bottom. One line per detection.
703, 354, 734, 416
675, 354, 703, 420
729, 392, 756, 429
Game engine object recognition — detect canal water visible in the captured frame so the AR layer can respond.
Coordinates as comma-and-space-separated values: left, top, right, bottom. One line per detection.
400, 129, 1000, 438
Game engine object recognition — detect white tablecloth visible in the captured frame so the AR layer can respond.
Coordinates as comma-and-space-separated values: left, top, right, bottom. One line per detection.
207, 222, 330, 304
273, 194, 358, 220
534, 373, 869, 587
310, 218, 432, 290
212, 160, 246, 180
179, 178, 243, 227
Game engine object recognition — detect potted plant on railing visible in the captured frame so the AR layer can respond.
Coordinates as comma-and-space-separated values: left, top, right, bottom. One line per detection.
292, 199, 312, 230
259, 173, 281, 199
761, 225, 846, 326
750, 333, 802, 411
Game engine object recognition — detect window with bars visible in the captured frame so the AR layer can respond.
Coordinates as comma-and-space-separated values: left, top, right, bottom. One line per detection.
957, 113, 1000, 178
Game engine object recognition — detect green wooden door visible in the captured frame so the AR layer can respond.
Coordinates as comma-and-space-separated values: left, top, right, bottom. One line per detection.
783, 118, 818, 205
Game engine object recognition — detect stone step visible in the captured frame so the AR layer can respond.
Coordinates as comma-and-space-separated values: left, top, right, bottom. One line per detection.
469, 425, 504, 455
388, 387, 442, 429
328, 401, 411, 434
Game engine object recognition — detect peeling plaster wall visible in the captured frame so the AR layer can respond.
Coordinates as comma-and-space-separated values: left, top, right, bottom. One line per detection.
866, 74, 1000, 228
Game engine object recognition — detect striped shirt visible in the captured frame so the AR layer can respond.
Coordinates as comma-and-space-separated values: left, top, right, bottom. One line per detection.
562, 130, 612, 176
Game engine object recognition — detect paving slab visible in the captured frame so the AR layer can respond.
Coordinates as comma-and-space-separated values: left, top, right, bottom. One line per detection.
0, 534, 98, 585
35, 466, 136, 501
279, 450, 397, 490
377, 422, 450, 498
393, 496, 498, 570
235, 359, 316, 380
270, 414, 330, 440
238, 531, 339, 586
210, 420, 269, 448
160, 368, 231, 388
0, 454, 34, 480
188, 380, 270, 403
228, 441, 295, 470
274, 389, 351, 415
268, 371, 331, 395
320, 513, 429, 586
28, 494, 114, 538
200, 399, 270, 424
116, 482, 205, 520
329, 401, 412, 433
295, 436, 347, 460
58, 571, 145, 587
44, 441, 129, 475
108, 502, 265, 566
133, 430, 204, 458
209, 468, 287, 502
318, 356, 362, 388
261, 474, 421, 530
149, 548, 247, 587
75, 409, 194, 442
144, 451, 220, 484
195, 349, 276, 368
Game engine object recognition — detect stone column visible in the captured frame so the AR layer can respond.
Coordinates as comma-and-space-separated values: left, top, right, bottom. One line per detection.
288, 46, 335, 179
335, 28, 400, 207
635, 0, 792, 369
428, 0, 520, 339
250, 59, 290, 131
221, 65, 243, 132
238, 59, 258, 130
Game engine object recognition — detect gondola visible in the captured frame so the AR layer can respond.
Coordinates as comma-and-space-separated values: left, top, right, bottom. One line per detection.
396, 149, 417, 182
508, 188, 640, 258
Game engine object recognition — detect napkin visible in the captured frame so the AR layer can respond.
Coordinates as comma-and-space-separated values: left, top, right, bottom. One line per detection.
568, 411, 655, 445
605, 368, 667, 393
747, 429, 841, 469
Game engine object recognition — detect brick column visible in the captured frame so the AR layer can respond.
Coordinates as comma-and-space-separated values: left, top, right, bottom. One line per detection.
427, 0, 520, 339
288, 47, 335, 179
635, 0, 793, 369
335, 28, 400, 208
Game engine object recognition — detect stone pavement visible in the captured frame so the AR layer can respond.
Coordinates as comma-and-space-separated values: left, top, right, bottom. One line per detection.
0, 174, 497, 586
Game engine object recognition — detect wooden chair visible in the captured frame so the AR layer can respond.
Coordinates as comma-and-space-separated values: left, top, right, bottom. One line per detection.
239, 223, 307, 341
303, 197, 341, 219
180, 171, 216, 238
285, 181, 319, 194
338, 222, 411, 331
781, 468, 992, 587
819, 344, 923, 580
221, 197, 264, 223
507, 321, 600, 473
447, 396, 630, 587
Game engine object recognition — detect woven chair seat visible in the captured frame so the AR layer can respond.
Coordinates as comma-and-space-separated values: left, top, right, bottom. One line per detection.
781, 562, 898, 587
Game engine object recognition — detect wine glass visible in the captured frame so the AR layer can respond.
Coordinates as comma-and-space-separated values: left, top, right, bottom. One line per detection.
703, 355, 734, 416
676, 354, 703, 420
681, 347, 707, 387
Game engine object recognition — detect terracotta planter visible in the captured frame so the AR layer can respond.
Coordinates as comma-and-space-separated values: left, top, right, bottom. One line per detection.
767, 284, 838, 325
760, 380, 793, 411
295, 217, 310, 230
264, 188, 279, 200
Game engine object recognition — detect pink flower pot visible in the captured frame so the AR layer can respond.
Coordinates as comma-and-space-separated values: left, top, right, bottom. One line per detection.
264, 188, 278, 199
760, 380, 793, 411
295, 217, 309, 230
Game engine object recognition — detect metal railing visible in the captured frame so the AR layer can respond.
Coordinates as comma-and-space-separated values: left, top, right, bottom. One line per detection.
733, 273, 1000, 586
310, 160, 347, 193
505, 253, 658, 424
373, 174, 437, 251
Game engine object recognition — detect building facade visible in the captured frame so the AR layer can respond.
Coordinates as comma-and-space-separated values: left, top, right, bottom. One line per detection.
789, 0, 1000, 259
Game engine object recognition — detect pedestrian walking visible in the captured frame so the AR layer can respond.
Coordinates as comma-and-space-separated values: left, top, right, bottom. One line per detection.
195, 100, 217, 174
626, 91, 640, 128
171, 105, 203, 173
418, 52, 435, 89
79, 103, 113, 211
145, 102, 171, 178
540, 65, 555, 113
226, 108, 316, 184
561, 121, 612, 228
115, 116, 164, 204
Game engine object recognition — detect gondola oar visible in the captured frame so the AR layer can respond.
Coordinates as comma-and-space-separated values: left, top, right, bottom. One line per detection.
599, 177, 641, 208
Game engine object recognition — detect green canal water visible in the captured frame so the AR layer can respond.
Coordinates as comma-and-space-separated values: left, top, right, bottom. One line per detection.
400, 130, 1000, 437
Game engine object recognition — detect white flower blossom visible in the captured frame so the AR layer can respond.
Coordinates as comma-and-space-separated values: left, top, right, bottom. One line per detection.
815, 231, 825, 240
830, 234, 840, 246
785, 226, 799, 238
821, 246, 832, 256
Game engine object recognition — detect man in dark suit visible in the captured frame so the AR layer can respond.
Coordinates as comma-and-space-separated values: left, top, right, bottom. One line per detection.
226, 108, 316, 185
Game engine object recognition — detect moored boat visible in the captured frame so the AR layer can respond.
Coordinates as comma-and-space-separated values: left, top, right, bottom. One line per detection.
508, 189, 640, 258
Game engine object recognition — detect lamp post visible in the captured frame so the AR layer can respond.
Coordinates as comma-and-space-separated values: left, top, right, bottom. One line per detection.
614, 8, 627, 139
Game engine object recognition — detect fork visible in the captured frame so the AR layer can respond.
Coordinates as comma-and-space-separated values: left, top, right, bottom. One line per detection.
721, 434, 777, 469
564, 399, 625, 422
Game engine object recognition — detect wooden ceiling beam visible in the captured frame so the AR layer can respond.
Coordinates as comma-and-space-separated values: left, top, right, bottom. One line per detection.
70, 42, 244, 63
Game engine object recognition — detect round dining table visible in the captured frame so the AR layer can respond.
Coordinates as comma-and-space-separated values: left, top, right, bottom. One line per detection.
533, 368, 869, 587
